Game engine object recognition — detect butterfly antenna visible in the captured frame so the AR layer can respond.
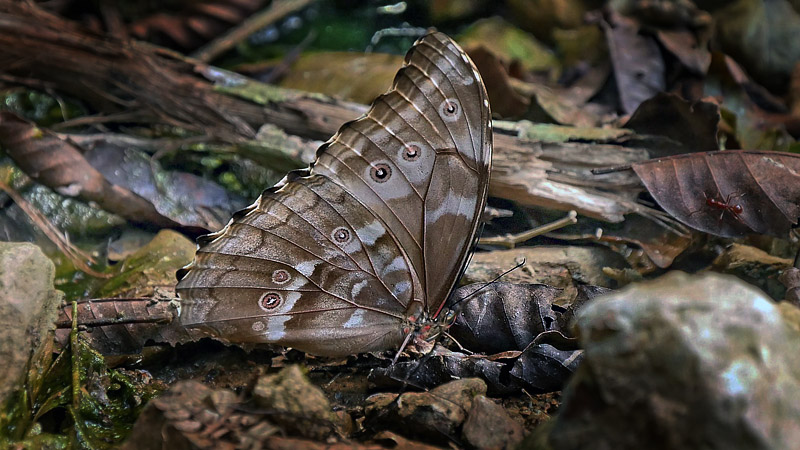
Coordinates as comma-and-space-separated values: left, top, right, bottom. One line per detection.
448, 258, 526, 311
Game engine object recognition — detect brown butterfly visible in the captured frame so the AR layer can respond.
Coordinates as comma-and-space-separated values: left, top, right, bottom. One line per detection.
176, 32, 492, 356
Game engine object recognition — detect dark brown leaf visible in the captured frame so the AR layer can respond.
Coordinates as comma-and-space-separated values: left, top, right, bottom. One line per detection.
84, 143, 246, 231
466, 46, 530, 118
633, 150, 800, 237
510, 341, 583, 392
450, 282, 608, 354
656, 29, 712, 75
449, 283, 561, 354
603, 11, 666, 114
625, 92, 720, 154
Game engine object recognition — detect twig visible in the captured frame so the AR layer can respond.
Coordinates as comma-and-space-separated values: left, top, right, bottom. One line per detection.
591, 164, 633, 174
0, 179, 111, 278
70, 301, 80, 410
191, 0, 316, 63
54, 313, 174, 329
478, 210, 578, 248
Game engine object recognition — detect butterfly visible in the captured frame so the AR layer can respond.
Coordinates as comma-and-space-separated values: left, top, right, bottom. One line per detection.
175, 32, 492, 356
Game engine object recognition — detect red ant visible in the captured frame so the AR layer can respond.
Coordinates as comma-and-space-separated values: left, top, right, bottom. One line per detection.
694, 191, 745, 225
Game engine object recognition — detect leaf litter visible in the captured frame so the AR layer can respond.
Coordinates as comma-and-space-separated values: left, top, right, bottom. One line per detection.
1, 0, 800, 448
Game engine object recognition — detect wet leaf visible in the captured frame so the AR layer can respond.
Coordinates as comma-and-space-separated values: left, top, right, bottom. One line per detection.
85, 143, 246, 232
632, 150, 800, 237
0, 112, 246, 233
0, 113, 179, 230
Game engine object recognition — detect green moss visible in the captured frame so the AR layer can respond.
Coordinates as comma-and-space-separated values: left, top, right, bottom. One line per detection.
0, 333, 162, 449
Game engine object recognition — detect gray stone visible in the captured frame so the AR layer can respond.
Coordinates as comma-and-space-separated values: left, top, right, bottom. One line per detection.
462, 395, 523, 450
252, 365, 336, 440
365, 378, 487, 445
0, 242, 62, 406
546, 271, 800, 450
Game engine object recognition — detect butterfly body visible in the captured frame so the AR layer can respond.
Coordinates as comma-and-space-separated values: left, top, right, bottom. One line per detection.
176, 32, 492, 356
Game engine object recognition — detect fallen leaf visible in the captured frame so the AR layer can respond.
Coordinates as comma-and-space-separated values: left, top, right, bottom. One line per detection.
625, 92, 720, 153
603, 11, 666, 113
466, 46, 530, 117
714, 0, 800, 92
633, 150, 800, 237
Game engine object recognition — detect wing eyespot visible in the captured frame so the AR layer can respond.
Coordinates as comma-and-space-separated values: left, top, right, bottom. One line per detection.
331, 226, 352, 244
271, 269, 291, 285
439, 99, 461, 122
402, 143, 421, 161
259, 292, 283, 311
370, 163, 392, 182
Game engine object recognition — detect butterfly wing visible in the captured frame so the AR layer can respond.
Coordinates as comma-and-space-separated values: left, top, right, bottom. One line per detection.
176, 32, 491, 355
177, 175, 416, 355
312, 32, 492, 316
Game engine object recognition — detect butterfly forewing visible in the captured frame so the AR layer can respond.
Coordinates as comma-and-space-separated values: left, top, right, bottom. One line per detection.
313, 32, 492, 315
405, 33, 492, 310
176, 32, 491, 355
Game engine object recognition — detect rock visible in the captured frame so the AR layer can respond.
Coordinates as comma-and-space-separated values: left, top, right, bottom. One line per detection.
462, 396, 524, 450
544, 271, 800, 450
711, 243, 791, 300
463, 246, 627, 289
95, 229, 195, 298
122, 380, 241, 449
365, 378, 487, 445
253, 365, 337, 440
0, 242, 63, 406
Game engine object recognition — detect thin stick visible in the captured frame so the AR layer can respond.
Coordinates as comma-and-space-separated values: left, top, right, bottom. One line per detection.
478, 210, 578, 248
70, 301, 80, 410
591, 164, 633, 174
0, 179, 111, 278
54, 313, 174, 329
191, 0, 316, 62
